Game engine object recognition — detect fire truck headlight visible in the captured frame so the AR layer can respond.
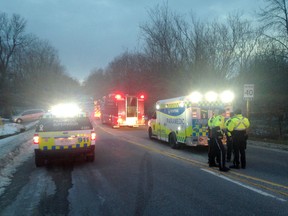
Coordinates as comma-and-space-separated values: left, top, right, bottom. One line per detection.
205, 91, 218, 102
220, 90, 234, 103
189, 91, 202, 103
156, 104, 160, 110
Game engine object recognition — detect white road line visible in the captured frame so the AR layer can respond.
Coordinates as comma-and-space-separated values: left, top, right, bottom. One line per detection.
201, 168, 286, 202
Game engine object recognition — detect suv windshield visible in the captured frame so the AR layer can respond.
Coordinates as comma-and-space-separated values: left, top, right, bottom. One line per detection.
35, 117, 93, 132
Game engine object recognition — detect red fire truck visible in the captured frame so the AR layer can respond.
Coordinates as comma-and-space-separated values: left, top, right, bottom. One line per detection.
100, 93, 145, 128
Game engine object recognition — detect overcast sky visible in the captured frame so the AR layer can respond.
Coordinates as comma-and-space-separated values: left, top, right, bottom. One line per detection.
2, 0, 264, 81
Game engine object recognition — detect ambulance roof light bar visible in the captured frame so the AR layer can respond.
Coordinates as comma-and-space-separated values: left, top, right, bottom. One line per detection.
220, 90, 234, 103
189, 91, 203, 103
205, 91, 218, 102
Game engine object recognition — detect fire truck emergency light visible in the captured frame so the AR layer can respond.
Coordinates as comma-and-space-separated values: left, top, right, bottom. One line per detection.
115, 94, 122, 100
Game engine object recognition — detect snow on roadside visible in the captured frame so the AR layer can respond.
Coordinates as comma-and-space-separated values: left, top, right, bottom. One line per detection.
0, 123, 25, 136
0, 121, 38, 196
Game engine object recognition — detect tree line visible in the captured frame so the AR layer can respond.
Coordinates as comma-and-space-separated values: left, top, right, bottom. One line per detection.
84, 1, 288, 115
83, 1, 288, 139
0, 12, 81, 117
1, 1, 288, 138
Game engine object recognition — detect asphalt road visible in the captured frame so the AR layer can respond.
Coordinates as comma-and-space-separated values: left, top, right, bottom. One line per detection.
0, 120, 287, 216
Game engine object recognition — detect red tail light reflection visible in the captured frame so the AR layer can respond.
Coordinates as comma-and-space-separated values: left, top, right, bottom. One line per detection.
91, 132, 96, 141
33, 134, 40, 144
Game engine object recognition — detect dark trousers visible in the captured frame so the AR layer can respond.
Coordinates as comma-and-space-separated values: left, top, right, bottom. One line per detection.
208, 138, 219, 165
232, 131, 247, 168
226, 139, 233, 161
214, 138, 226, 170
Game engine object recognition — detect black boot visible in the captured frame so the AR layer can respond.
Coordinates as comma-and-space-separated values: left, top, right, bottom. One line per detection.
229, 165, 240, 169
219, 167, 230, 172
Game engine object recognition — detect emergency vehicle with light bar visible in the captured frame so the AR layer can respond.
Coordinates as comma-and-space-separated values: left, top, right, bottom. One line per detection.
93, 100, 101, 120
100, 93, 145, 128
148, 91, 234, 148
33, 103, 96, 167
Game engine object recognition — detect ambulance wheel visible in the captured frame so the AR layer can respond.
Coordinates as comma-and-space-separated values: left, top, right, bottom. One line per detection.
86, 154, 95, 162
169, 133, 180, 149
35, 152, 45, 167
148, 127, 153, 139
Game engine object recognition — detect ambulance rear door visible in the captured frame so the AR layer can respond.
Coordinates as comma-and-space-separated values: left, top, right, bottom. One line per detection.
156, 108, 166, 141
191, 107, 209, 146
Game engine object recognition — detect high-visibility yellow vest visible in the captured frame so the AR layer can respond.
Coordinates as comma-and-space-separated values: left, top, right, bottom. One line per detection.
225, 118, 233, 136
227, 114, 250, 132
208, 116, 215, 129
212, 115, 225, 129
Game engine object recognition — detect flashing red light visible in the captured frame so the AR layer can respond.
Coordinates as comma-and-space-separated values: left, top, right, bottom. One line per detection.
91, 132, 96, 141
115, 94, 122, 100
33, 134, 40, 144
139, 94, 145, 99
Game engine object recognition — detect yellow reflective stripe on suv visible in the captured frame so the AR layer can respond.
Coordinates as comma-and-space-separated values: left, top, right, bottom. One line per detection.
38, 131, 92, 151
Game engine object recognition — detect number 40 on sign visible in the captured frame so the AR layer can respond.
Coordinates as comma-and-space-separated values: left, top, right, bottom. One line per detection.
244, 84, 254, 100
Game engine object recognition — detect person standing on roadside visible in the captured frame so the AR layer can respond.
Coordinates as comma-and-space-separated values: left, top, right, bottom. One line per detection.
208, 112, 218, 167
227, 108, 250, 169
225, 112, 234, 162
212, 109, 230, 172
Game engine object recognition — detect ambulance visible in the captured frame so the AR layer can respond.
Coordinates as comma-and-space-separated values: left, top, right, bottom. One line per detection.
148, 91, 234, 148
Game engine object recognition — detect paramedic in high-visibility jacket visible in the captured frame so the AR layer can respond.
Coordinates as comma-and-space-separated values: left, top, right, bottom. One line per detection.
208, 113, 218, 167
212, 109, 230, 172
225, 112, 234, 162
226, 108, 250, 169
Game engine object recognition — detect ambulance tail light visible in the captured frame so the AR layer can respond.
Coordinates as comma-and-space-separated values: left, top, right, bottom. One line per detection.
192, 109, 197, 118
33, 134, 40, 144
91, 132, 96, 141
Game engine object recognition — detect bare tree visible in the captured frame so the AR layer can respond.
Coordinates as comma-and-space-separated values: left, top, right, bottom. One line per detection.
83, 68, 108, 99
0, 12, 31, 83
258, 0, 288, 49
140, 3, 182, 70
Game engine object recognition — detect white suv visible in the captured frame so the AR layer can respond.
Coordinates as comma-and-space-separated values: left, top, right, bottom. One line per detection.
11, 109, 45, 123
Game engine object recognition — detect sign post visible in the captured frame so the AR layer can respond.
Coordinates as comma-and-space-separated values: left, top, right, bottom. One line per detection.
243, 84, 254, 118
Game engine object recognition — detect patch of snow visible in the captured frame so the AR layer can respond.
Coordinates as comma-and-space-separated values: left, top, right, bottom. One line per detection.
0, 121, 38, 196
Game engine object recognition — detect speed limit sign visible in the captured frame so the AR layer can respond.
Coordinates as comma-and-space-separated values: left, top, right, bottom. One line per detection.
244, 84, 254, 100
